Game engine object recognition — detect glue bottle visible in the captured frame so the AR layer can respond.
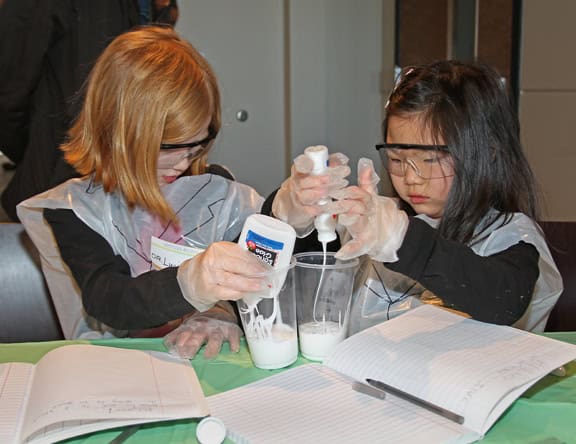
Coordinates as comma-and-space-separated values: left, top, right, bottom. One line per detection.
237, 214, 296, 271
237, 214, 296, 306
237, 214, 299, 370
304, 145, 337, 243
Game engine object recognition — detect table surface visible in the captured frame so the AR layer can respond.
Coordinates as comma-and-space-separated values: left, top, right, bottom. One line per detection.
1, 332, 575, 443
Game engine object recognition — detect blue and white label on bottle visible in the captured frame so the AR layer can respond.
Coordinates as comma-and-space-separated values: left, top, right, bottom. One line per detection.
244, 229, 284, 267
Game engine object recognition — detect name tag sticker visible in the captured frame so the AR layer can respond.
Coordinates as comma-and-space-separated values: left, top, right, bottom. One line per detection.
150, 236, 204, 270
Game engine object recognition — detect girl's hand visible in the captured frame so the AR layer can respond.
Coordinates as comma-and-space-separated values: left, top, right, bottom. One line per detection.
176, 241, 269, 311
272, 152, 350, 235
332, 158, 409, 262
163, 306, 243, 359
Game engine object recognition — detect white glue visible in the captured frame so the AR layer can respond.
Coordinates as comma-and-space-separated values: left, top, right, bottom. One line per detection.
304, 145, 336, 322
237, 214, 297, 369
245, 323, 298, 370
299, 146, 346, 361
299, 319, 346, 361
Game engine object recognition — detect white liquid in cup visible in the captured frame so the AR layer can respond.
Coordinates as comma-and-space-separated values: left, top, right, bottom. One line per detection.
246, 323, 298, 369
299, 321, 346, 361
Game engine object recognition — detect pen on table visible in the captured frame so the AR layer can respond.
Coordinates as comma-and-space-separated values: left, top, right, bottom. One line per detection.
109, 425, 140, 444
365, 378, 465, 425
352, 381, 386, 400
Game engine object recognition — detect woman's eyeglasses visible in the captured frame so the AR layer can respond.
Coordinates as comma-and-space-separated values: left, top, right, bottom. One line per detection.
375, 144, 454, 180
160, 131, 216, 150
159, 131, 216, 161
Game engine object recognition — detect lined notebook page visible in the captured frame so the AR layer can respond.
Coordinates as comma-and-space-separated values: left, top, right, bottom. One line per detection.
21, 345, 208, 442
0, 363, 33, 444
25, 418, 162, 444
324, 305, 576, 434
208, 364, 478, 444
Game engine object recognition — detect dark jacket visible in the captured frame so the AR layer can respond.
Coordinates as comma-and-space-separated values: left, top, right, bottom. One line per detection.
0, 0, 140, 220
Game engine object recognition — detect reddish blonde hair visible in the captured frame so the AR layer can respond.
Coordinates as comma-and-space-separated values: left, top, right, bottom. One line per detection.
62, 26, 221, 223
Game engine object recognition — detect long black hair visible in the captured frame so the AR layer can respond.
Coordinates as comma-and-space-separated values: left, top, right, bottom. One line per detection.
384, 60, 540, 245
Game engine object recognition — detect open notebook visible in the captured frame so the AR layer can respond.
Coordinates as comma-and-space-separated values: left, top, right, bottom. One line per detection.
0, 345, 209, 444
208, 304, 576, 444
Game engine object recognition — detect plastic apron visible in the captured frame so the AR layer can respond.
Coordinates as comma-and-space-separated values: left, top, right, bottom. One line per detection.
17, 174, 263, 339
348, 210, 563, 334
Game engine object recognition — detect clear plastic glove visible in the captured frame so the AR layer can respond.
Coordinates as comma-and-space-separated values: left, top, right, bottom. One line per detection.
177, 241, 269, 312
272, 151, 350, 235
332, 158, 409, 262
164, 309, 243, 359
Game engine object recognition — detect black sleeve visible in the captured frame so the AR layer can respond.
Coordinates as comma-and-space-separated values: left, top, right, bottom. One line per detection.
261, 189, 341, 254
386, 218, 540, 325
0, 0, 69, 163
207, 163, 235, 180
43, 208, 196, 330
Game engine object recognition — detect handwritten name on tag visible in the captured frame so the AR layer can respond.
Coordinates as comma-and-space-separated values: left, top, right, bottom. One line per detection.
150, 236, 204, 270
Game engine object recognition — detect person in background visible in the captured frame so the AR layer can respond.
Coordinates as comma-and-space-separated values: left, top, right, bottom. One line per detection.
18, 26, 269, 359
267, 60, 562, 333
139, 0, 179, 25
0, 0, 178, 221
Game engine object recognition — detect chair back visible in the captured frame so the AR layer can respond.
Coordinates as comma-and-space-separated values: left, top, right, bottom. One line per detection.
541, 221, 576, 332
0, 223, 63, 342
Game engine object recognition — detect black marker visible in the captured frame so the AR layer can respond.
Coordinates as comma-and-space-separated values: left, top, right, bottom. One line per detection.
366, 378, 465, 424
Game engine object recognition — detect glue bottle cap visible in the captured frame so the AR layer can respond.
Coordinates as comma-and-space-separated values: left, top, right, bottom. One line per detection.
304, 145, 329, 175
196, 416, 226, 444
314, 213, 337, 243
317, 229, 337, 243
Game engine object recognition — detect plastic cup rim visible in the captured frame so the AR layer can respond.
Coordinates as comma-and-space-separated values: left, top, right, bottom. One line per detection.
293, 251, 359, 270
242, 255, 297, 278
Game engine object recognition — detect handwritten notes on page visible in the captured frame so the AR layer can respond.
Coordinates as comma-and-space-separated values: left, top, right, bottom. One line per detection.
0, 345, 209, 444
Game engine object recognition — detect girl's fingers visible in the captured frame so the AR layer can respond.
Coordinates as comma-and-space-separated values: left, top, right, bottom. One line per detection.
296, 186, 329, 206
227, 327, 242, 353
326, 198, 369, 217
296, 175, 330, 196
335, 238, 367, 260
331, 185, 370, 202
209, 243, 268, 275
217, 272, 266, 295
327, 164, 351, 180
357, 158, 380, 194
338, 213, 361, 227
293, 154, 314, 174
327, 179, 349, 193
203, 330, 224, 359
328, 152, 349, 167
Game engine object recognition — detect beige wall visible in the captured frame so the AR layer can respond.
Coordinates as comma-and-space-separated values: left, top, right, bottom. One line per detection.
520, 0, 576, 221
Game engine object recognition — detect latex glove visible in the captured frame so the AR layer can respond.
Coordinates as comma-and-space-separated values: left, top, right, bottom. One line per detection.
164, 307, 243, 359
272, 151, 350, 236
177, 241, 269, 312
332, 158, 409, 262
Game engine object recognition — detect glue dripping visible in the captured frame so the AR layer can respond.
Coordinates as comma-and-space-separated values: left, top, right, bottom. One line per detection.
298, 146, 346, 361
237, 214, 298, 369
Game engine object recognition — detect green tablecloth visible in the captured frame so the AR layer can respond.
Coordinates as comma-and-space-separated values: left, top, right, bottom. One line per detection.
1, 333, 575, 443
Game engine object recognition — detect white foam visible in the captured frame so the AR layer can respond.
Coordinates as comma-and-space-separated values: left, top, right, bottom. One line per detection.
299, 321, 346, 361
246, 323, 298, 369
